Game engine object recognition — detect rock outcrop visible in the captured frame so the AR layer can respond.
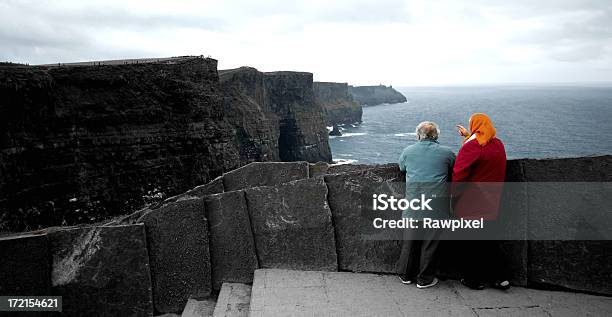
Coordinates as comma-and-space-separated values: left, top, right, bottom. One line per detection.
313, 82, 362, 125
0, 59, 332, 232
349, 84, 406, 106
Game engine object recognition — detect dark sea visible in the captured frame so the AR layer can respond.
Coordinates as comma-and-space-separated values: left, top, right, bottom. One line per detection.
329, 85, 612, 164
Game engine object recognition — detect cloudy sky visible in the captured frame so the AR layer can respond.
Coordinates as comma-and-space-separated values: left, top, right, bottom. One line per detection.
1, 0, 611, 85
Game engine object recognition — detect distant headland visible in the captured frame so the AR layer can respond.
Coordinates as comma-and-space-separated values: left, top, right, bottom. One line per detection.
349, 84, 407, 106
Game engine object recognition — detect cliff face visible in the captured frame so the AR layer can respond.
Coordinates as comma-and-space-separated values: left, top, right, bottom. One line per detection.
219, 67, 280, 164
313, 82, 362, 125
264, 72, 332, 162
220, 67, 332, 164
349, 85, 406, 106
0, 59, 332, 232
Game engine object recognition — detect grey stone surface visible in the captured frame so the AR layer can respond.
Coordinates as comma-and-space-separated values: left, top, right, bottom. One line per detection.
0, 232, 50, 317
250, 269, 612, 317
139, 197, 212, 313
245, 178, 338, 271
204, 191, 258, 289
48, 224, 153, 317
528, 241, 612, 295
222, 161, 309, 191
521, 155, 612, 295
308, 162, 330, 178
521, 155, 611, 182
213, 283, 252, 317
324, 168, 404, 273
181, 298, 217, 317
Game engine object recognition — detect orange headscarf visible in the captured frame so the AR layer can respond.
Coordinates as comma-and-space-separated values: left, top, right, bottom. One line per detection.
465, 113, 496, 146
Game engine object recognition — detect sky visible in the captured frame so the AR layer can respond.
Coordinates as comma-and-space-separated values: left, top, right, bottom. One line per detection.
1, 0, 611, 86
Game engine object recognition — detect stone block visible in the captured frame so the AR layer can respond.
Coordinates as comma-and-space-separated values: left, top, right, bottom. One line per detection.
139, 197, 212, 313
245, 178, 337, 271
0, 233, 50, 304
521, 156, 612, 294
204, 191, 258, 289
48, 224, 153, 317
213, 283, 251, 317
324, 168, 404, 273
181, 298, 216, 317
223, 162, 308, 191
308, 162, 329, 178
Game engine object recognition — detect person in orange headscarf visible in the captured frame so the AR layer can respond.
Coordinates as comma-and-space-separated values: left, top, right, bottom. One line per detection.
452, 113, 509, 291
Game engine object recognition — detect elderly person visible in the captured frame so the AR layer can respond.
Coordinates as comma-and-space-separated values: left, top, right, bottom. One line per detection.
397, 121, 455, 288
453, 113, 509, 290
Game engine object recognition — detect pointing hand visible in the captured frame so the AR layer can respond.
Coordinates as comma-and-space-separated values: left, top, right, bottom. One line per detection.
456, 125, 469, 137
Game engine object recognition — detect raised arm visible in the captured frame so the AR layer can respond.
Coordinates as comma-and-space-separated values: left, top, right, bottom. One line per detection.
452, 140, 480, 182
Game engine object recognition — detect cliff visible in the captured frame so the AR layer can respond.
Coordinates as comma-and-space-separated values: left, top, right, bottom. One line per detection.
349, 84, 407, 106
0, 59, 332, 232
313, 82, 362, 125
263, 71, 332, 162
218, 67, 279, 163
0, 57, 240, 232
219, 67, 332, 163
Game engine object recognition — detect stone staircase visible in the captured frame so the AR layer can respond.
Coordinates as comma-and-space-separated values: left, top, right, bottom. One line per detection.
163, 283, 250, 317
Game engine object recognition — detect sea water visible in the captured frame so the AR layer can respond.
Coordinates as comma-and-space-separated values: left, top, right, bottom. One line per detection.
329, 85, 612, 164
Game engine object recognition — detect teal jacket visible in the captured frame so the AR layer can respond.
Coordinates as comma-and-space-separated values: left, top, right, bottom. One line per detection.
398, 139, 456, 218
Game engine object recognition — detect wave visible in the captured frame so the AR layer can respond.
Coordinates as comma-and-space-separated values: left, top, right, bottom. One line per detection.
393, 132, 417, 137
329, 132, 367, 139
331, 158, 358, 165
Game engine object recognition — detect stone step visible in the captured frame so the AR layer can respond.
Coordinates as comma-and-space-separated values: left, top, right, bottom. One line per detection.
249, 269, 612, 316
181, 298, 217, 317
213, 283, 252, 317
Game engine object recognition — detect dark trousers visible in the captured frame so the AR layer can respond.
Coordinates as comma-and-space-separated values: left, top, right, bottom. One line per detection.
459, 228, 510, 284
396, 227, 443, 285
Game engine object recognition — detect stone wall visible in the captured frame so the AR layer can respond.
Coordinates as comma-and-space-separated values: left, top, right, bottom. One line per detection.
349, 84, 407, 106
0, 60, 332, 232
1, 156, 610, 315
313, 82, 362, 125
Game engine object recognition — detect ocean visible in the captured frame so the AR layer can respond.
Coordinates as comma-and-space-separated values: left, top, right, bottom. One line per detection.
329, 85, 612, 164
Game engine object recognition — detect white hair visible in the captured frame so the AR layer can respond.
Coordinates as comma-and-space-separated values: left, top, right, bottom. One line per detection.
415, 121, 440, 140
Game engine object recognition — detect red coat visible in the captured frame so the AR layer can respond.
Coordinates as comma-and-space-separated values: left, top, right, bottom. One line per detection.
452, 136, 507, 220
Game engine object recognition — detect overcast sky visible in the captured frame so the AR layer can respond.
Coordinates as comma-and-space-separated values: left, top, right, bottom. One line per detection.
1, 0, 611, 85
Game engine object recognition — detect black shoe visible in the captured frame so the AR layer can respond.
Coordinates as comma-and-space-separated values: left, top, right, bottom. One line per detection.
417, 277, 439, 289
460, 278, 485, 290
491, 280, 511, 290
398, 275, 413, 284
